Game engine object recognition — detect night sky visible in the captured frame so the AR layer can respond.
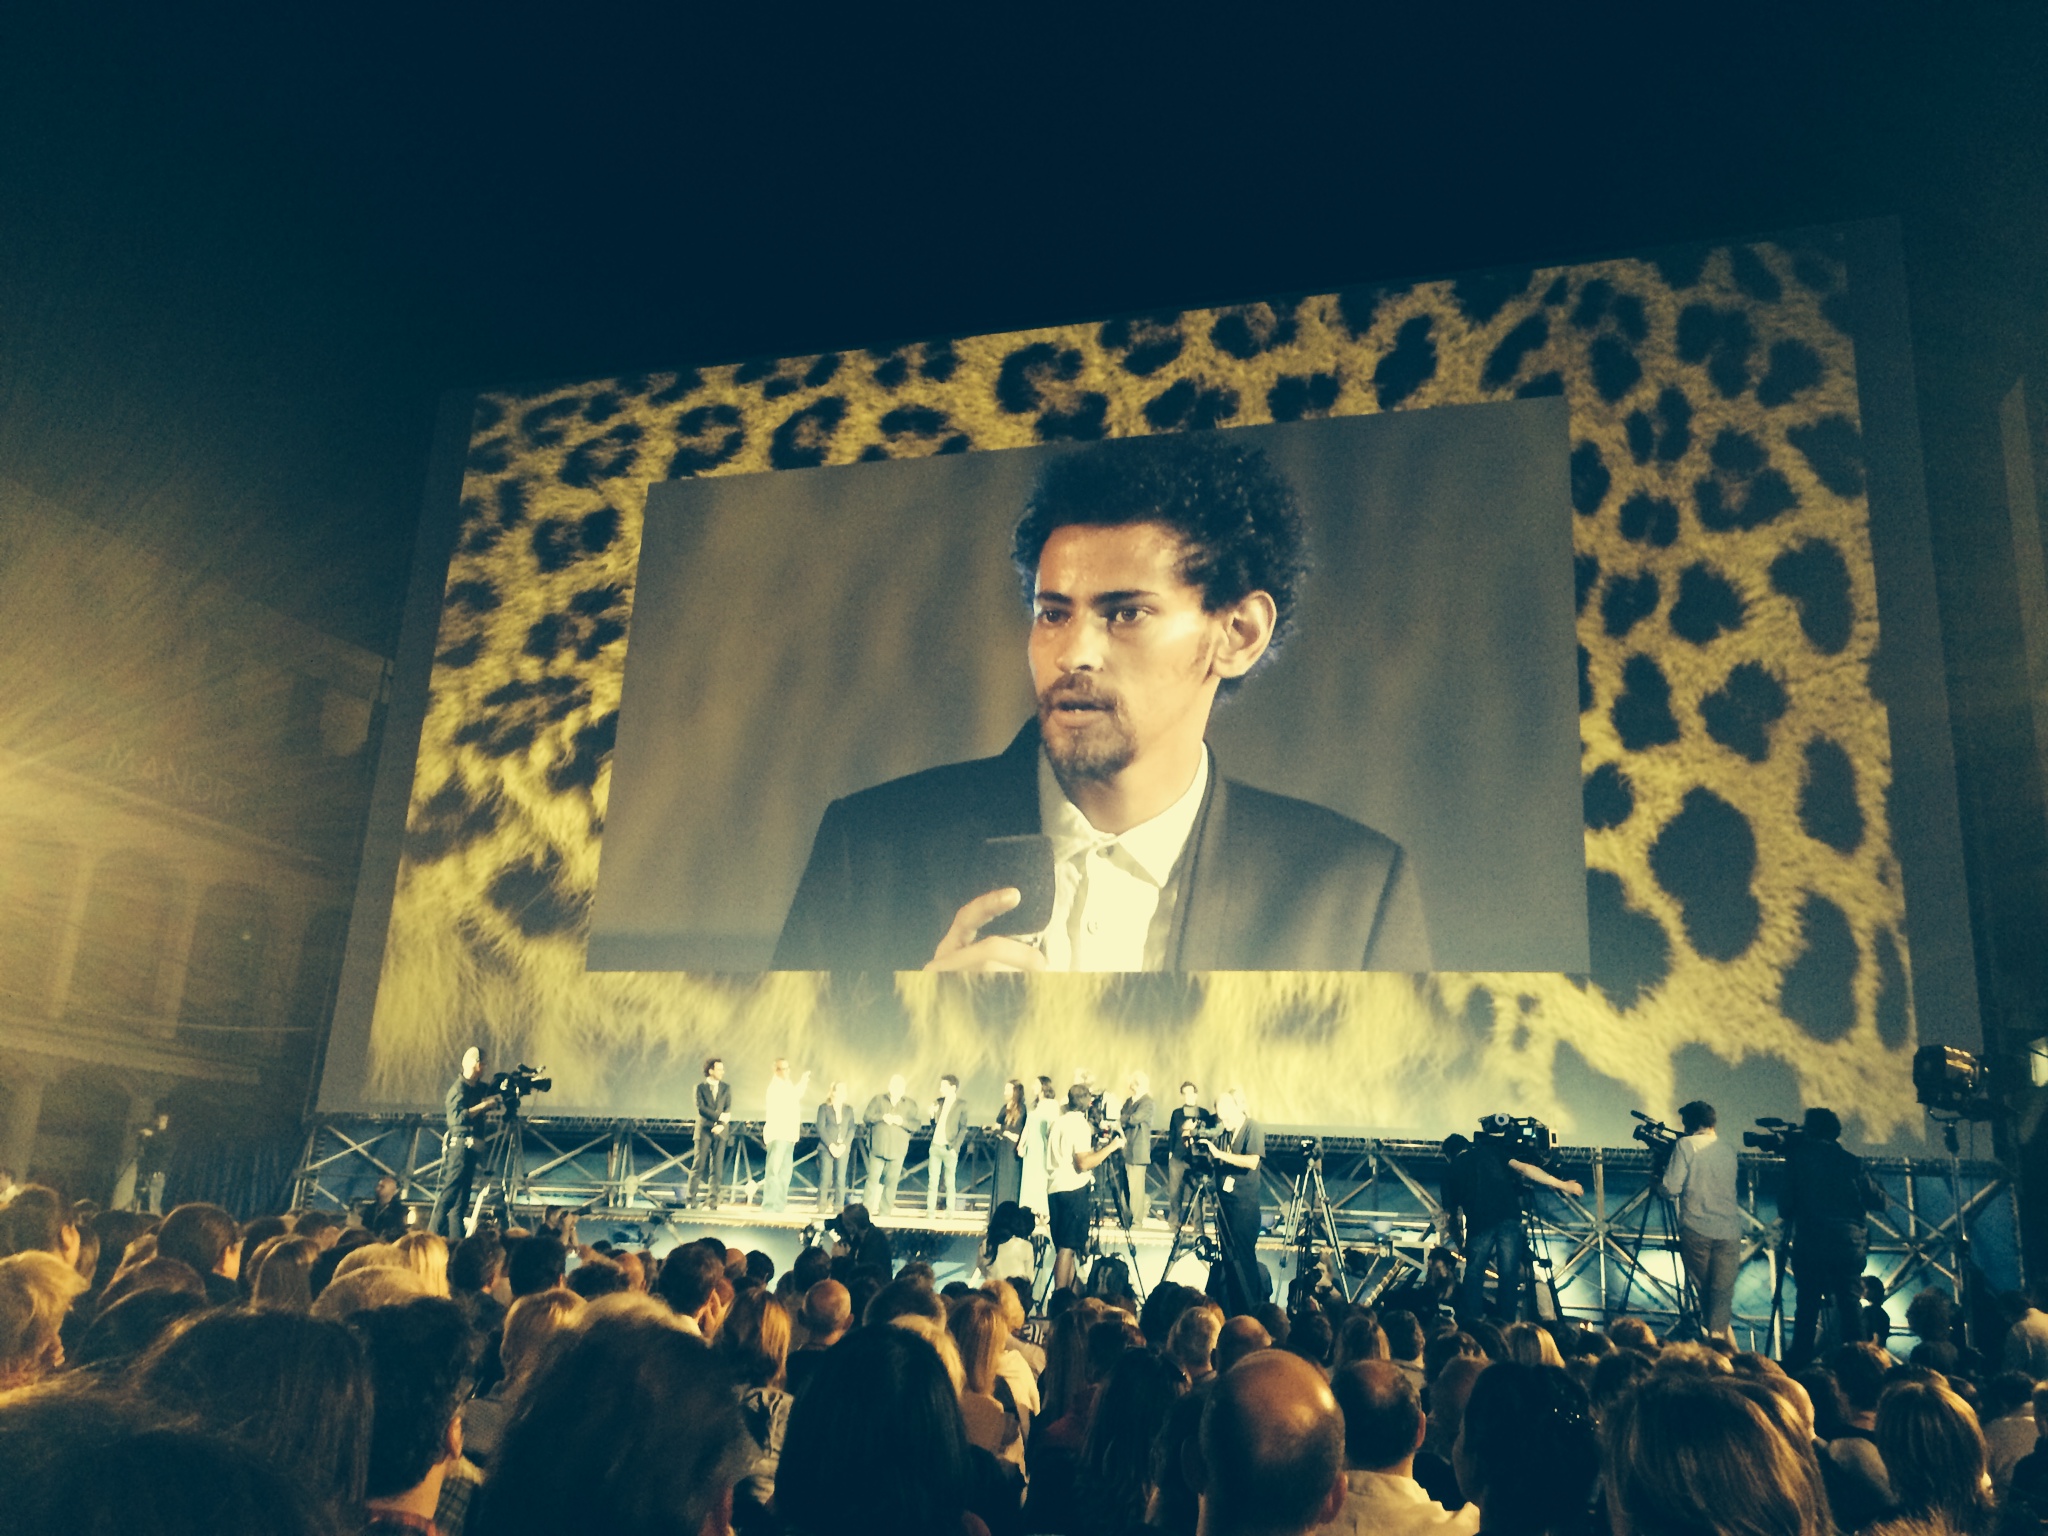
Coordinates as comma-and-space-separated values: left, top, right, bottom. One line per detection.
1, 6, 2042, 662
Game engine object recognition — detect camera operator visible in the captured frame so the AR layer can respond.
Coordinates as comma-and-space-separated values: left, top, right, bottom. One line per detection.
429, 1047, 501, 1238
1166, 1081, 1217, 1239
1048, 1084, 1126, 1292
1658, 1101, 1741, 1341
1206, 1089, 1272, 1317
1782, 1106, 1884, 1367
1443, 1122, 1582, 1325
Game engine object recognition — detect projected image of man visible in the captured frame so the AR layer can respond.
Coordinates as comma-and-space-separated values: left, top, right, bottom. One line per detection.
773, 435, 1431, 973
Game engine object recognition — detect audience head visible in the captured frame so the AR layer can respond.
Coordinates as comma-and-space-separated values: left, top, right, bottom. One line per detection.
720, 1287, 791, 1391
1216, 1314, 1273, 1374
295, 1210, 343, 1249
311, 1260, 430, 1319
1424, 1328, 1484, 1384
777, 1324, 972, 1536
155, 1202, 240, 1280
97, 1254, 206, 1313
569, 1254, 630, 1300
1609, 1316, 1660, 1356
250, 1234, 319, 1312
803, 1277, 852, 1341
1333, 1359, 1427, 1472
351, 1296, 477, 1505
1082, 1347, 1188, 1528
0, 1251, 89, 1386
132, 1307, 374, 1514
1335, 1310, 1389, 1368
1877, 1377, 1994, 1531
1198, 1348, 1347, 1536
449, 1229, 505, 1294
1833, 1341, 1891, 1416
947, 1290, 1008, 1396
867, 1274, 945, 1328
1590, 1348, 1656, 1421
1501, 1321, 1566, 1369
500, 1288, 586, 1387
507, 1234, 567, 1298
236, 1215, 290, 1282
1381, 1308, 1425, 1362
0, 1185, 78, 1263
1455, 1362, 1598, 1535
394, 1231, 450, 1296
471, 1315, 754, 1536
1604, 1372, 1829, 1536
1286, 1309, 1334, 1367
1169, 1300, 1225, 1380
72, 1287, 208, 1371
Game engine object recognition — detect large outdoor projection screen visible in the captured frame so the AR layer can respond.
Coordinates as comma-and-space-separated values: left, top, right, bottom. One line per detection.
321, 218, 1979, 1148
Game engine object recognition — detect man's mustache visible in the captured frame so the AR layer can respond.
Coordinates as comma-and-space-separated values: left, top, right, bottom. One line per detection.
1039, 680, 1122, 713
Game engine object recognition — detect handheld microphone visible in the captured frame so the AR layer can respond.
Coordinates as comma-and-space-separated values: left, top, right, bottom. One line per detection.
971, 834, 1056, 938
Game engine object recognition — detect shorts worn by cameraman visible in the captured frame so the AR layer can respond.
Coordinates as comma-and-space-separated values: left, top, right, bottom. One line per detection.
1048, 1187, 1091, 1254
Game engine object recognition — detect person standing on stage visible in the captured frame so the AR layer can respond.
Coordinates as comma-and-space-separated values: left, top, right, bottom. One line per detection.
1442, 1126, 1583, 1326
926, 1074, 965, 1216
763, 1059, 810, 1213
1208, 1089, 1270, 1315
1783, 1106, 1884, 1366
1020, 1075, 1058, 1219
430, 1047, 499, 1238
1166, 1081, 1216, 1238
690, 1057, 734, 1210
1047, 1083, 1125, 1292
1121, 1072, 1156, 1225
864, 1075, 915, 1215
815, 1082, 856, 1214
992, 1080, 1028, 1212
1659, 1099, 1741, 1342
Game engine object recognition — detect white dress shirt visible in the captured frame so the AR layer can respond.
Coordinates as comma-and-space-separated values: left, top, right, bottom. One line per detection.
764, 1076, 802, 1142
1319, 1470, 1479, 1536
1037, 746, 1209, 971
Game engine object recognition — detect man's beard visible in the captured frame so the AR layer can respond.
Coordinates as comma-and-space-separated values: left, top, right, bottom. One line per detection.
1038, 680, 1136, 787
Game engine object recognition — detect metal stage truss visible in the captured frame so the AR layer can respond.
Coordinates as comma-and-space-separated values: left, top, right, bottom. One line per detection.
293, 1116, 2021, 1351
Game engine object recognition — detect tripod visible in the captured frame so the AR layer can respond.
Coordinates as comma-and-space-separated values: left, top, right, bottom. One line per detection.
1086, 1150, 1146, 1303
1163, 1158, 1264, 1313
1517, 1193, 1567, 1322
465, 1098, 530, 1235
1609, 1175, 1702, 1337
1279, 1144, 1354, 1307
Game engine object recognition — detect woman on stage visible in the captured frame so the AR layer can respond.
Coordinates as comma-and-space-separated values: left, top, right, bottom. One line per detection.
1018, 1076, 1057, 1220
991, 1080, 1028, 1211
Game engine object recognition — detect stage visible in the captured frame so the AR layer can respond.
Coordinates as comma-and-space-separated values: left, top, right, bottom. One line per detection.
291, 1114, 2021, 1354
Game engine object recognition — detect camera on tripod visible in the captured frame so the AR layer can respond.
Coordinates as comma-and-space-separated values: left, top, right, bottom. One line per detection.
1742, 1116, 1805, 1154
1630, 1110, 1678, 1173
491, 1063, 553, 1109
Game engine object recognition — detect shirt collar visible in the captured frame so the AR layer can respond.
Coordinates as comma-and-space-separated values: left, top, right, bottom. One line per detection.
1037, 746, 1210, 887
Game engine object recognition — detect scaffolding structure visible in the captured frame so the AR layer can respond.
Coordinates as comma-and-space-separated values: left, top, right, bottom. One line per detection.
293, 1116, 2019, 1351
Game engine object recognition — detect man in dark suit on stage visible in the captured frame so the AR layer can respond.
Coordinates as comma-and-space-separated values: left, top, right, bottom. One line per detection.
689, 1057, 733, 1210
773, 434, 1429, 974
815, 1081, 856, 1214
864, 1074, 916, 1215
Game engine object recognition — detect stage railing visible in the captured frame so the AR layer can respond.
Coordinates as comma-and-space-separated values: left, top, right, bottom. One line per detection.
291, 1116, 2019, 1350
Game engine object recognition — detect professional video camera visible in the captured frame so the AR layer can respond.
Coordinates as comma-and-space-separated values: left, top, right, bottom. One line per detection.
1185, 1123, 1229, 1167
1630, 1110, 1678, 1173
1478, 1113, 1556, 1159
1742, 1116, 1803, 1154
491, 1064, 553, 1108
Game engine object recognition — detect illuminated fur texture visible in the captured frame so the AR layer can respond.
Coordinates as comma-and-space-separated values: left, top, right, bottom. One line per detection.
370, 239, 1920, 1140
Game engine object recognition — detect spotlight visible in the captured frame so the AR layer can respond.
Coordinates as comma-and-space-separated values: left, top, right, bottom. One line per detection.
1913, 1044, 1995, 1120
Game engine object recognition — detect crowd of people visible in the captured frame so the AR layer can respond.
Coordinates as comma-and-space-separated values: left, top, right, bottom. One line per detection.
8, 1174, 2048, 1536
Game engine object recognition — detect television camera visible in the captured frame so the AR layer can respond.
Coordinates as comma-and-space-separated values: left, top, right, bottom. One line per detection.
1630, 1110, 1678, 1174
491, 1064, 553, 1110
1478, 1113, 1556, 1161
1742, 1117, 1804, 1154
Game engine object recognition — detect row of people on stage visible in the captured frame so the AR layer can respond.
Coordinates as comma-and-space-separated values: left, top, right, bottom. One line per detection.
686, 1058, 1264, 1231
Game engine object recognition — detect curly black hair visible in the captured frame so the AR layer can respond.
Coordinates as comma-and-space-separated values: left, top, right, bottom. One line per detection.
1012, 434, 1310, 693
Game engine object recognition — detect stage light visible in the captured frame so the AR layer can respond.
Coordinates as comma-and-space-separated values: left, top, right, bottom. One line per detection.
1913, 1044, 1994, 1120
2028, 1037, 2048, 1089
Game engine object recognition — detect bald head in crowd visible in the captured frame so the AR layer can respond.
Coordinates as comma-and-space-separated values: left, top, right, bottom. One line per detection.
1214, 1315, 1272, 1375
1198, 1349, 1346, 1536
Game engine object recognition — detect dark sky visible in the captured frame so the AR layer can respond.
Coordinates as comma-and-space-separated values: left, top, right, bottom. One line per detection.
2, 7, 2043, 654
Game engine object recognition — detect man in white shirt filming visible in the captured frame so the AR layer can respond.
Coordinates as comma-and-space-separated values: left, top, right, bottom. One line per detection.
1046, 1083, 1125, 1292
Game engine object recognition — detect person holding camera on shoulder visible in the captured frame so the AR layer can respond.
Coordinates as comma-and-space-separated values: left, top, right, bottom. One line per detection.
1443, 1119, 1582, 1325
429, 1046, 502, 1238
1782, 1106, 1884, 1367
1659, 1100, 1742, 1342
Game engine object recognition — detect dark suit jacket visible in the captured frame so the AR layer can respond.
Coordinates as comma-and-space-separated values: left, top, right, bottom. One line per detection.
815, 1102, 856, 1155
865, 1093, 914, 1161
696, 1080, 731, 1130
773, 720, 1429, 971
